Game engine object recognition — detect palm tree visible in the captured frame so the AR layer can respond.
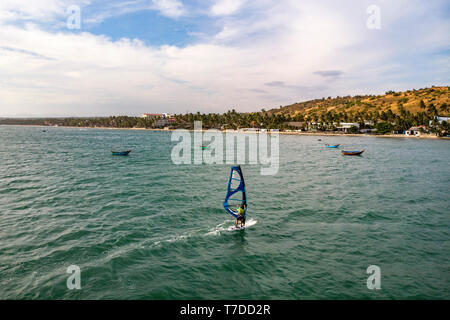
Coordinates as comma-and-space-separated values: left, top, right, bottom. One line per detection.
427, 103, 438, 117
419, 100, 426, 110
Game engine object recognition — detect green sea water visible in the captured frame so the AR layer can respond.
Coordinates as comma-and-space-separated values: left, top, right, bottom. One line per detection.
0, 125, 449, 299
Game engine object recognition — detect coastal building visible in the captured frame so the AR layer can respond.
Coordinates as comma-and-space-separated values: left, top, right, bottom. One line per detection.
429, 116, 450, 126
155, 119, 168, 127
337, 122, 360, 133
141, 113, 163, 119
360, 128, 377, 134
405, 125, 429, 136
285, 121, 306, 128
405, 127, 420, 136
338, 122, 360, 129
141, 113, 172, 120
155, 117, 176, 127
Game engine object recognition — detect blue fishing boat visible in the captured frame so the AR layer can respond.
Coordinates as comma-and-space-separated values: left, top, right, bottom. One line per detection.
111, 150, 131, 156
325, 144, 340, 148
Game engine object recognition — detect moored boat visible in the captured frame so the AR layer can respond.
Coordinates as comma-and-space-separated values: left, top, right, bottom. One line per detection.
325, 144, 340, 148
111, 150, 131, 156
341, 149, 365, 156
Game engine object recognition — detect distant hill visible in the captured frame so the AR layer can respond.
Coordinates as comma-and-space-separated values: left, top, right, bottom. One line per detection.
267, 86, 449, 119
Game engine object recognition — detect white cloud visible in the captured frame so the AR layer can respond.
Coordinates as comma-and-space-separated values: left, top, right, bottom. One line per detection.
210, 0, 246, 16
0, 0, 72, 22
152, 0, 185, 18
0, 0, 448, 116
0, 0, 185, 28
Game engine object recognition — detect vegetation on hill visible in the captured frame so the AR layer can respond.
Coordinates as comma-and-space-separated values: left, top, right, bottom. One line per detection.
265, 86, 449, 128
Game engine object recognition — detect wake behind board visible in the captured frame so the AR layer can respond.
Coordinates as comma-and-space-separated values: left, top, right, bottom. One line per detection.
228, 219, 258, 231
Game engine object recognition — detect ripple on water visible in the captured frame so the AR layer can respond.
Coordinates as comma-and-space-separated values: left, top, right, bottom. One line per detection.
0, 127, 449, 299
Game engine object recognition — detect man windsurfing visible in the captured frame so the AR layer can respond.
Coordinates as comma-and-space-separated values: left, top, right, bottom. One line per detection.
235, 204, 247, 228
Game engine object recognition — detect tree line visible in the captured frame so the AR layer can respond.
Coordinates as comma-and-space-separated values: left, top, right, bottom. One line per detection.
1, 99, 448, 136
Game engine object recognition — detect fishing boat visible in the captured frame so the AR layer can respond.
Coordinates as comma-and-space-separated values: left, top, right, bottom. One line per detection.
111, 150, 131, 156
341, 149, 365, 156
325, 144, 340, 148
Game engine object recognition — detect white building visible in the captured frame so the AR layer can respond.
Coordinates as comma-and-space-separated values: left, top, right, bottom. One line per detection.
337, 122, 360, 132
429, 116, 450, 126
360, 128, 377, 134
338, 122, 360, 129
405, 126, 428, 136
155, 117, 176, 127
141, 113, 163, 119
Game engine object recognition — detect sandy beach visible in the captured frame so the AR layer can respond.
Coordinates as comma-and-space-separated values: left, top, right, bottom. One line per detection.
3, 124, 445, 140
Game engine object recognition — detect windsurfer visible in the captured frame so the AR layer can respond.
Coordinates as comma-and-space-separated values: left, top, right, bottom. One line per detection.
235, 204, 246, 228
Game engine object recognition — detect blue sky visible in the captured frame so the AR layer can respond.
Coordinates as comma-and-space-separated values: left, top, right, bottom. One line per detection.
89, 11, 195, 46
0, 0, 449, 117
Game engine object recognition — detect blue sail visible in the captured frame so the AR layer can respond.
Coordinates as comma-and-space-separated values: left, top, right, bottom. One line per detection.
224, 166, 247, 218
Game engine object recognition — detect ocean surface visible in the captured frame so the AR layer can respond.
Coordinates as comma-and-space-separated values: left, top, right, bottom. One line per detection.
0, 125, 449, 300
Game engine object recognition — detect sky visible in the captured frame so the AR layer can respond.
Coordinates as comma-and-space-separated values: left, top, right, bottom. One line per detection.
0, 0, 449, 117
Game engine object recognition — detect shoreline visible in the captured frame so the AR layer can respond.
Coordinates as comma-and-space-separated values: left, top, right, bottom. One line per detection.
1, 124, 446, 140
